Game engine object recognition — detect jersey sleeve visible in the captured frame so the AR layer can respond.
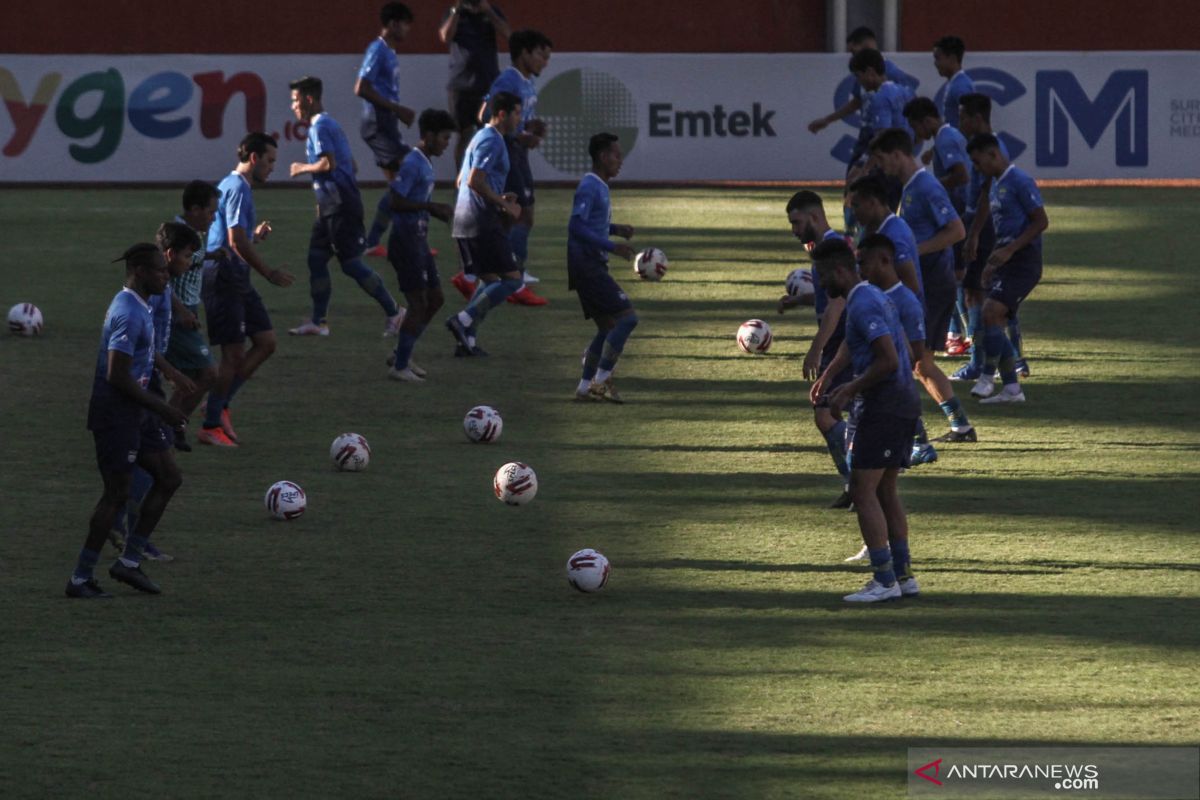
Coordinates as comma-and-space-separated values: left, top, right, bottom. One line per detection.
358, 43, 380, 80
885, 60, 919, 92
391, 154, 420, 198
899, 293, 926, 344
1015, 172, 1045, 215
923, 179, 960, 229
570, 184, 594, 221
470, 133, 503, 170
225, 183, 251, 231
937, 129, 969, 171
311, 118, 336, 160
106, 304, 138, 357
853, 293, 894, 346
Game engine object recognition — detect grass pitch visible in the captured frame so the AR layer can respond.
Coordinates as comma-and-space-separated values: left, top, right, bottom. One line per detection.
0, 185, 1197, 799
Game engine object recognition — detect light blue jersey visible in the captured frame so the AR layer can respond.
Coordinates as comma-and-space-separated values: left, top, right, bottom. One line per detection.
149, 284, 172, 356
900, 168, 959, 245
486, 67, 536, 135
844, 281, 920, 416
877, 214, 923, 296
964, 135, 1010, 216
452, 125, 509, 238
852, 60, 918, 101
568, 172, 613, 264
989, 164, 1044, 249
390, 147, 435, 229
87, 288, 156, 430
942, 70, 975, 128
932, 123, 970, 209
207, 172, 255, 255
359, 37, 400, 113
861, 81, 912, 135
885, 281, 926, 346
306, 113, 360, 216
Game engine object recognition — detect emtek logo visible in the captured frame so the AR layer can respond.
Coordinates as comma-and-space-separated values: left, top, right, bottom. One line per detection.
648, 103, 776, 138
1036, 70, 1148, 167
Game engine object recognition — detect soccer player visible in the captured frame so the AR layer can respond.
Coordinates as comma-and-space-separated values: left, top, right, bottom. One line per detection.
165, 180, 220, 453
568, 132, 638, 402
385, 109, 459, 382
869, 128, 978, 445
933, 35, 975, 129
776, 191, 853, 508
810, 238, 921, 603
904, 95, 971, 354
357, 2, 417, 255
846, 49, 913, 181
68, 244, 188, 599
439, 0, 510, 170
286, 76, 404, 338
444, 91, 523, 356
966, 133, 1048, 403
199, 132, 295, 448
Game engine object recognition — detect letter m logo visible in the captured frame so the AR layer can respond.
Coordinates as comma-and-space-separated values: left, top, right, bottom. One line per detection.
1036, 70, 1148, 167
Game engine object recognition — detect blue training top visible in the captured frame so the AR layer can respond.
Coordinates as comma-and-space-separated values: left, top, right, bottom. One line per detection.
452, 125, 510, 238
359, 37, 400, 117
390, 147, 435, 230
306, 113, 360, 216
942, 70, 975, 129
877, 214, 923, 297
989, 164, 1045, 249
486, 66, 536, 136
932, 123, 970, 210
844, 281, 920, 417
964, 134, 1010, 217
88, 288, 156, 430
207, 172, 255, 255
568, 172, 614, 265
885, 281, 927, 348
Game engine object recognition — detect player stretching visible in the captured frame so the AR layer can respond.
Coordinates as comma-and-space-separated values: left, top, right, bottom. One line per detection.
444, 91, 523, 357
287, 76, 404, 338
357, 2, 417, 255
386, 109, 459, 382
810, 239, 921, 603
966, 133, 1048, 403
568, 133, 637, 403
776, 191, 852, 508
68, 244, 188, 598
869, 129, 977, 446
199, 133, 295, 448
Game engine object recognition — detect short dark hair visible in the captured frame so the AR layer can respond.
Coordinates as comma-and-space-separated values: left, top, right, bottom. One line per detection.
509, 29, 553, 62
903, 96, 939, 123
418, 108, 458, 136
848, 175, 891, 206
112, 243, 161, 273
849, 48, 885, 76
289, 75, 323, 100
811, 238, 856, 272
966, 132, 1001, 155
786, 190, 824, 214
489, 91, 522, 118
858, 232, 896, 258
381, 2, 412, 25
934, 35, 966, 61
868, 128, 914, 156
237, 132, 278, 163
588, 132, 619, 162
958, 92, 992, 123
182, 180, 219, 212
846, 26, 877, 46
156, 221, 201, 254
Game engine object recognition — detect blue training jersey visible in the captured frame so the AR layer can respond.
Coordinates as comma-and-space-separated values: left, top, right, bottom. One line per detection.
568, 172, 613, 264
885, 281, 926, 347
844, 281, 920, 417
486, 66, 536, 136
390, 147, 435, 229
900, 167, 959, 245
207, 172, 255, 255
861, 81, 912, 135
812, 228, 848, 319
359, 37, 400, 117
989, 164, 1045, 249
964, 134, 1010, 217
932, 123, 970, 209
452, 125, 510, 238
853, 59, 917, 100
942, 70, 976, 129
877, 214, 923, 296
306, 113, 360, 216
88, 288, 156, 430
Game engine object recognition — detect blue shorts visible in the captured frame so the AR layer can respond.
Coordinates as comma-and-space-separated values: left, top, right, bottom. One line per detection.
388, 224, 440, 294
988, 245, 1042, 314
455, 228, 516, 277
361, 108, 409, 172
201, 254, 272, 347
311, 208, 366, 261
848, 406, 917, 470
92, 411, 172, 475
505, 140, 535, 207
571, 263, 631, 320
963, 214, 997, 291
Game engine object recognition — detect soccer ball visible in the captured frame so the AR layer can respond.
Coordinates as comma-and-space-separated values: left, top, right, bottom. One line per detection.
633, 248, 668, 281
494, 461, 537, 505
736, 319, 773, 354
7, 303, 43, 336
567, 548, 611, 593
463, 405, 503, 443
785, 268, 815, 299
265, 480, 306, 520
330, 432, 370, 472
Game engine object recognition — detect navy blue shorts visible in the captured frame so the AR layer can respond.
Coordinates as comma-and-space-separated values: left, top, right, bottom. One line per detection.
505, 140, 535, 207
388, 225, 440, 293
201, 254, 273, 347
92, 412, 172, 475
814, 346, 854, 409
311, 208, 366, 261
848, 408, 917, 470
456, 229, 516, 277
963, 214, 997, 291
572, 267, 632, 320
450, 89, 486, 132
988, 245, 1042, 314
361, 109, 409, 172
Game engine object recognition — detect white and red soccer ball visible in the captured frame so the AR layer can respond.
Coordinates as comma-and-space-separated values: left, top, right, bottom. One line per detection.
566, 548, 611, 593
785, 268, 815, 299
464, 405, 503, 443
494, 461, 537, 505
330, 432, 371, 472
7, 303, 43, 336
633, 248, 668, 281
736, 319, 773, 354
265, 480, 307, 520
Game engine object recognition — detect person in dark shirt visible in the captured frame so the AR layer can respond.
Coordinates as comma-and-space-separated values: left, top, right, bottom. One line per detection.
439, 0, 511, 170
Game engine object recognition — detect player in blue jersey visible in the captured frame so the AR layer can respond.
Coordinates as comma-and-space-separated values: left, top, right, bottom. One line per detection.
357, 2, 417, 254
384, 109, 459, 382
869, 129, 978, 446
200, 132, 295, 449
904, 96, 972, 354
286, 76, 404, 339
776, 191, 853, 509
966, 133, 1048, 404
810, 238, 921, 603
444, 91, 523, 356
68, 244, 189, 599
568, 132, 638, 403
933, 35, 975, 130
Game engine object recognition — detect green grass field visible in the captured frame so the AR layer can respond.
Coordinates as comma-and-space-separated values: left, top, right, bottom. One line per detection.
1, 185, 1197, 799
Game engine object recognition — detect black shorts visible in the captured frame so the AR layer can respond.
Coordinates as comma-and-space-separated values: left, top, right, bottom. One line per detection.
361, 108, 409, 172
963, 214, 997, 291
450, 89, 486, 132
389, 224, 440, 293
988, 246, 1042, 315
92, 412, 172, 475
455, 228, 516, 277
572, 264, 632, 320
848, 409, 917, 471
201, 255, 272, 347
505, 140, 535, 207
310, 209, 366, 261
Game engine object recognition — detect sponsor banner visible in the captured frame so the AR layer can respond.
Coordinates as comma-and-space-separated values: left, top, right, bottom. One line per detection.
1, 52, 1197, 182
908, 747, 1200, 798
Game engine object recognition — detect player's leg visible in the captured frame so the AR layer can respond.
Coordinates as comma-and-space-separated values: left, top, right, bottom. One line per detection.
290, 217, 334, 335
108, 445, 181, 595
814, 405, 851, 506
333, 209, 404, 333
843, 413, 907, 602
876, 464, 917, 594
201, 343, 244, 446
1008, 311, 1029, 376
576, 316, 610, 400
69, 431, 136, 597
445, 232, 523, 351
199, 258, 245, 446
917, 286, 976, 441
